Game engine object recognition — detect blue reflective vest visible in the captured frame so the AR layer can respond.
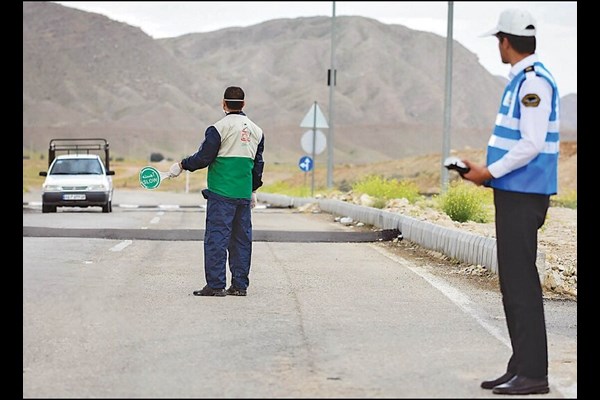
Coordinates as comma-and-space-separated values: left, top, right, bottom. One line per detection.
486, 62, 560, 195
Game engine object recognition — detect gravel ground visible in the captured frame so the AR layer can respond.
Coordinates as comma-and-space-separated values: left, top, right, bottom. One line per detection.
383, 200, 577, 300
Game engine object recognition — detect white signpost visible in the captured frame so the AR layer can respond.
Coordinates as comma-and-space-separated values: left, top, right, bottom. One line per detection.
300, 101, 328, 196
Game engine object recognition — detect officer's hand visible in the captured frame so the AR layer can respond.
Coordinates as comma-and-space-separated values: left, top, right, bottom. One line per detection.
462, 160, 492, 186
169, 162, 183, 178
250, 192, 257, 209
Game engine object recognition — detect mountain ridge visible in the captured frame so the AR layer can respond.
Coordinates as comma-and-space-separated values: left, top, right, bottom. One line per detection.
23, 2, 576, 167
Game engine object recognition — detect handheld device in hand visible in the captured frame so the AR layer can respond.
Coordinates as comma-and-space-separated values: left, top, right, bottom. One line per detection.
139, 166, 171, 190
443, 156, 470, 174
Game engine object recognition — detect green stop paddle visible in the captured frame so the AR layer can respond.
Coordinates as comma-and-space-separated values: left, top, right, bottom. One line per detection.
139, 166, 170, 190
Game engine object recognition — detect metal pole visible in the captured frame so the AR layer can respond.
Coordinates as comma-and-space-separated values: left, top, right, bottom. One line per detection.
441, 1, 454, 193
185, 171, 189, 194
311, 101, 317, 197
327, 1, 336, 189
184, 142, 189, 193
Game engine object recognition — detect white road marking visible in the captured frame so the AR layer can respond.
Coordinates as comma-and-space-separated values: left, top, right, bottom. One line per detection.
370, 244, 511, 348
110, 240, 132, 252
371, 244, 575, 398
159, 204, 179, 210
150, 217, 160, 224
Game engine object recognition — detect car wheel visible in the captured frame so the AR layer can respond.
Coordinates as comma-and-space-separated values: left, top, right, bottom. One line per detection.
42, 204, 56, 213
102, 201, 112, 213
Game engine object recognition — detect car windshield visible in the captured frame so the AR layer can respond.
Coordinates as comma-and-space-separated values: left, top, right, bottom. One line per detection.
50, 159, 103, 175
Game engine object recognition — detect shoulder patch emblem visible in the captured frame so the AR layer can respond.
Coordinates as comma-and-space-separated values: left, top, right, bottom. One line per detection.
522, 93, 541, 107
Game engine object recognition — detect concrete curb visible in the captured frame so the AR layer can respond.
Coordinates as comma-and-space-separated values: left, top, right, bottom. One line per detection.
257, 193, 546, 275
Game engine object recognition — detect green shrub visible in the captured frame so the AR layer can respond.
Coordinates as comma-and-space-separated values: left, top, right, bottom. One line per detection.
261, 181, 313, 198
371, 198, 388, 209
150, 152, 164, 162
438, 181, 492, 223
337, 179, 353, 192
551, 190, 577, 209
352, 175, 421, 203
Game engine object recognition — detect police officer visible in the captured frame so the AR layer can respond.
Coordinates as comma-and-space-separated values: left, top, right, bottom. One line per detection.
461, 9, 559, 395
169, 86, 265, 297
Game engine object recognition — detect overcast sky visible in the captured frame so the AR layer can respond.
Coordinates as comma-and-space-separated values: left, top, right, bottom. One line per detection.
54, 1, 577, 96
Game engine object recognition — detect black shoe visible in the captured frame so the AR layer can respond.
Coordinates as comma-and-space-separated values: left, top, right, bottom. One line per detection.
226, 286, 247, 296
481, 372, 516, 389
193, 285, 226, 297
492, 375, 549, 395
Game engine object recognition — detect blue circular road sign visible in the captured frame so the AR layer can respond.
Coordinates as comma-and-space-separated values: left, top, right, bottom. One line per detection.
298, 156, 313, 172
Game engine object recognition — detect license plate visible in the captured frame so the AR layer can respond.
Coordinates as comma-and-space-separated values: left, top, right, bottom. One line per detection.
63, 193, 86, 200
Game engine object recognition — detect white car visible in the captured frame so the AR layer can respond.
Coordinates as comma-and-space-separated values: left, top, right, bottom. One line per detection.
39, 154, 114, 213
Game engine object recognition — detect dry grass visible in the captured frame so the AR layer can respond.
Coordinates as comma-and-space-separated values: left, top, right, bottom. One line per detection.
262, 141, 577, 198
23, 141, 577, 198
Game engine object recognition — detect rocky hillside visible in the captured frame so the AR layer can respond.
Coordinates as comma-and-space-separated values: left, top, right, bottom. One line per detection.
23, 2, 576, 164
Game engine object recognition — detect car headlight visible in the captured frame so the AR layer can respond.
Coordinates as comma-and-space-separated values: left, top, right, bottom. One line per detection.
88, 184, 109, 191
43, 184, 62, 191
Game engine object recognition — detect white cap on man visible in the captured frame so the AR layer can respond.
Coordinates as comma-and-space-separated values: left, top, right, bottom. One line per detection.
480, 8, 536, 37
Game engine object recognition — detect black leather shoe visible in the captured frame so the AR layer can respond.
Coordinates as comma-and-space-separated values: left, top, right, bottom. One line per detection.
481, 372, 516, 389
492, 375, 549, 395
193, 285, 226, 297
226, 286, 247, 296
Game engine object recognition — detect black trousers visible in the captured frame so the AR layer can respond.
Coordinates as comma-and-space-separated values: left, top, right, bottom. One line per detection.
493, 188, 550, 378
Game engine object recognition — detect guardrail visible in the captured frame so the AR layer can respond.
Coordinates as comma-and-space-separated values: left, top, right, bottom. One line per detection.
257, 192, 546, 276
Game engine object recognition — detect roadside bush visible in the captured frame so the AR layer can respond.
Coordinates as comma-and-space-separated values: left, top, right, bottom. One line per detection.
438, 180, 492, 223
371, 198, 388, 209
150, 152, 164, 162
551, 190, 577, 209
261, 181, 313, 198
352, 175, 421, 203
337, 179, 353, 192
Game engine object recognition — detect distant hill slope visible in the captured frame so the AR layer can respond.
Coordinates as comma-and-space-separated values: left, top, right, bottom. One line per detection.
23, 2, 576, 166
560, 94, 577, 134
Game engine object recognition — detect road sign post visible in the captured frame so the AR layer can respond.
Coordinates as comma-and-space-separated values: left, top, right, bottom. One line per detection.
298, 155, 313, 197
300, 102, 329, 197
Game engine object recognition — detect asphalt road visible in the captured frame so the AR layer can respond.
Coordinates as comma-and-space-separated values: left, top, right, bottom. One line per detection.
22, 189, 577, 398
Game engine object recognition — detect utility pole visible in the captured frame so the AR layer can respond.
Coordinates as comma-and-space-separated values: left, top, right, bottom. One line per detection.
441, 1, 454, 193
327, 1, 336, 189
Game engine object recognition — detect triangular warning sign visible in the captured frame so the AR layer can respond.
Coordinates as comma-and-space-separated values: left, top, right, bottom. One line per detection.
300, 103, 329, 128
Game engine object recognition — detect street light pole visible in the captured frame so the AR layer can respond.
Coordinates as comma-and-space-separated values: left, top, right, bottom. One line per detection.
327, 1, 336, 189
441, 1, 454, 193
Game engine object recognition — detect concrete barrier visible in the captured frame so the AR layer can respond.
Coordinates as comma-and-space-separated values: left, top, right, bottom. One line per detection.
258, 192, 546, 275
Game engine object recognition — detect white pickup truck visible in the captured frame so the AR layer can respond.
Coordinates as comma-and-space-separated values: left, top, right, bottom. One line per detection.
38, 138, 115, 213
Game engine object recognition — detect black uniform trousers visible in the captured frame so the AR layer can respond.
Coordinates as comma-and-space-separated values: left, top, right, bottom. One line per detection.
493, 188, 550, 379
